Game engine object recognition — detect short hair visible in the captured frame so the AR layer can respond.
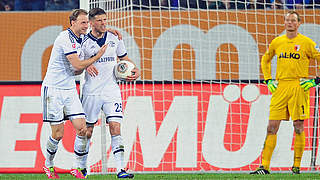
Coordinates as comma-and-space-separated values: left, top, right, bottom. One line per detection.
69, 9, 88, 25
285, 11, 301, 22
89, 8, 106, 21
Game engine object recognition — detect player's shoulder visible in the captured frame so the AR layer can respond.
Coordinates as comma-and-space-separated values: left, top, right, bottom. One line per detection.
82, 34, 91, 45
298, 33, 314, 43
106, 31, 120, 42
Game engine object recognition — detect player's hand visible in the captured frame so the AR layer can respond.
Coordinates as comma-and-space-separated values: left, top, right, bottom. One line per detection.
127, 67, 140, 82
86, 65, 98, 77
96, 44, 107, 58
107, 28, 122, 40
264, 79, 278, 93
300, 77, 320, 91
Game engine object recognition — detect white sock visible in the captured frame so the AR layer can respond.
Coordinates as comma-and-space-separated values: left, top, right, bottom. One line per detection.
79, 138, 91, 169
111, 135, 124, 173
73, 135, 88, 169
45, 136, 59, 167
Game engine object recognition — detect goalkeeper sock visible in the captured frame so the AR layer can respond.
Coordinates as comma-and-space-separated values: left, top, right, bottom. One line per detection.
261, 134, 277, 170
293, 131, 305, 168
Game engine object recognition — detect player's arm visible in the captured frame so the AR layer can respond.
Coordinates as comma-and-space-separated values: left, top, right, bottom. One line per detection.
67, 44, 107, 71
300, 41, 320, 91
261, 44, 275, 81
119, 55, 140, 81
261, 41, 278, 93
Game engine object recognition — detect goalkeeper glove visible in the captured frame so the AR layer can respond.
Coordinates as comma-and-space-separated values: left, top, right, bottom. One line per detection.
300, 77, 320, 91
264, 79, 278, 93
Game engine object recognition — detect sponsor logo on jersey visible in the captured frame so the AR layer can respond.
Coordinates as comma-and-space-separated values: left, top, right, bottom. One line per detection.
97, 57, 115, 63
108, 41, 115, 47
294, 45, 300, 51
279, 52, 300, 59
72, 43, 76, 49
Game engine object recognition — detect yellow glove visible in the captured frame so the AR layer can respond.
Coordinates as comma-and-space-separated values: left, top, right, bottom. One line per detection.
264, 79, 278, 93
300, 77, 320, 91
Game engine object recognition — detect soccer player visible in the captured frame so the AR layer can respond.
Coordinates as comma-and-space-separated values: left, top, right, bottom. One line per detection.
41, 9, 108, 179
78, 8, 140, 179
250, 11, 320, 175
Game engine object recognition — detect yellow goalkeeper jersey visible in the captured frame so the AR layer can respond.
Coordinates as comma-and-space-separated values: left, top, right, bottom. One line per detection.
261, 33, 320, 80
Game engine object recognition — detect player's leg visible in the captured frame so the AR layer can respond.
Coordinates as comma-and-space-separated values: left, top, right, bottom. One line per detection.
80, 95, 102, 177
70, 117, 88, 179
261, 120, 281, 169
103, 96, 133, 179
63, 89, 88, 179
292, 120, 304, 174
290, 83, 309, 174
251, 82, 289, 174
41, 86, 65, 179
108, 121, 133, 178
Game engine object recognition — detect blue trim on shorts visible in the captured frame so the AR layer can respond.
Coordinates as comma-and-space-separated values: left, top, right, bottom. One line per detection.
106, 115, 123, 120
43, 119, 64, 123
43, 86, 48, 120
86, 120, 98, 126
65, 113, 86, 118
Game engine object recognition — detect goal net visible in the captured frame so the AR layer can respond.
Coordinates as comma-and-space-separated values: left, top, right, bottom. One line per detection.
81, 0, 320, 174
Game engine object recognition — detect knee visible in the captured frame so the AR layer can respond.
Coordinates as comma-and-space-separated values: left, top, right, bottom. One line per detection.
267, 125, 278, 134
293, 120, 304, 134
86, 129, 93, 139
52, 132, 63, 141
77, 126, 87, 136
294, 127, 304, 134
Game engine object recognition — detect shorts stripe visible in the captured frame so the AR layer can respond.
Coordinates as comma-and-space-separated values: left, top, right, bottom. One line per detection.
106, 115, 123, 120
43, 86, 48, 121
86, 121, 97, 126
65, 113, 86, 118
43, 119, 64, 123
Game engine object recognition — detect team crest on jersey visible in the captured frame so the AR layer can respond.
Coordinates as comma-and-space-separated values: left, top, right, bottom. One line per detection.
72, 43, 76, 49
315, 45, 320, 52
294, 45, 300, 52
108, 41, 115, 47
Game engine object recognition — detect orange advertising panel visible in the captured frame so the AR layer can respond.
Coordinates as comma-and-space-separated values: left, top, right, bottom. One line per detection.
0, 10, 319, 81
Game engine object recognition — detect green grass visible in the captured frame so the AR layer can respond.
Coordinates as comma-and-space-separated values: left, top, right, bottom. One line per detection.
0, 173, 319, 180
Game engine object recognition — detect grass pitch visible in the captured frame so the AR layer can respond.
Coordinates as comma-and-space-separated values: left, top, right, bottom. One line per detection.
0, 173, 319, 180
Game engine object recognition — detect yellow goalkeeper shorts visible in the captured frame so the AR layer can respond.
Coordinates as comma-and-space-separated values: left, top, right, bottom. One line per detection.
269, 79, 309, 121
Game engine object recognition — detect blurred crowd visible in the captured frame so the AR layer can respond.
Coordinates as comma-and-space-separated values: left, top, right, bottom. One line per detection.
0, 0, 79, 11
1, 0, 319, 11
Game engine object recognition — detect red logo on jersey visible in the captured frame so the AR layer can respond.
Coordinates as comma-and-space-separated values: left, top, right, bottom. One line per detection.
294, 45, 300, 52
72, 43, 76, 49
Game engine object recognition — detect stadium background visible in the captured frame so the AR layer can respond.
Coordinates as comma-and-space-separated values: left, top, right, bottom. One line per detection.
0, 4, 320, 174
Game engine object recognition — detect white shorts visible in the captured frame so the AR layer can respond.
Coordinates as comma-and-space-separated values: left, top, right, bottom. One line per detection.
81, 95, 123, 126
41, 86, 85, 125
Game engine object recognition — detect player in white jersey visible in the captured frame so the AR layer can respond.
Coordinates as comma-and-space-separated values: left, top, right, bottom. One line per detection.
41, 9, 108, 179
79, 8, 140, 179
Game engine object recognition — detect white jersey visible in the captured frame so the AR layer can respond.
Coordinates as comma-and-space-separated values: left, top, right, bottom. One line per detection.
81, 31, 127, 96
42, 28, 83, 89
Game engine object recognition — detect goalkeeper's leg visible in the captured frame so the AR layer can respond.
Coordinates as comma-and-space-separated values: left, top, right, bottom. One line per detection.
251, 120, 281, 174
292, 120, 305, 174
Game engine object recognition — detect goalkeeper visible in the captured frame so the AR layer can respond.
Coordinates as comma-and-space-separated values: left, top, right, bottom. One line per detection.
250, 11, 320, 175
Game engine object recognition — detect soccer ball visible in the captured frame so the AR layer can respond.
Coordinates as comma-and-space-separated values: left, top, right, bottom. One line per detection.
114, 60, 135, 80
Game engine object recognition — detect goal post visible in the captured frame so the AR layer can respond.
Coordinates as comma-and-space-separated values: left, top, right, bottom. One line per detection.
81, 0, 320, 174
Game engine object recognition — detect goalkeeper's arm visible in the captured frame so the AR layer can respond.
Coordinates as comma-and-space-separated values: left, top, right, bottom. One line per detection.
300, 77, 320, 91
